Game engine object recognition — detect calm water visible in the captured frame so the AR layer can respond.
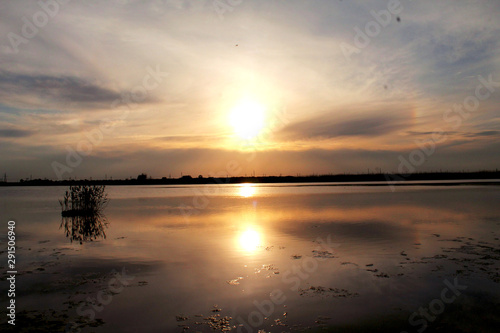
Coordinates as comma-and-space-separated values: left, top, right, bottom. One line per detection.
1, 184, 500, 332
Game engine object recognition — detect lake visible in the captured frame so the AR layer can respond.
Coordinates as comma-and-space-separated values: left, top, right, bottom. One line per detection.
1, 183, 499, 332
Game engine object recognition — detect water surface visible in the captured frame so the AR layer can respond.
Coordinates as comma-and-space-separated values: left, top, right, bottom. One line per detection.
1, 183, 499, 332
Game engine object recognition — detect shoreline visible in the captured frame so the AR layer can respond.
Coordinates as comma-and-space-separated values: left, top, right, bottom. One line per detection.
2, 171, 500, 187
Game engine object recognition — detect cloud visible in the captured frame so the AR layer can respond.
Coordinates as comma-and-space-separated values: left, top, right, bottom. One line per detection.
406, 131, 458, 137
158, 134, 227, 142
4, 142, 500, 181
0, 0, 500, 179
463, 130, 500, 138
277, 109, 412, 141
0, 128, 34, 138
406, 131, 441, 136
0, 70, 121, 108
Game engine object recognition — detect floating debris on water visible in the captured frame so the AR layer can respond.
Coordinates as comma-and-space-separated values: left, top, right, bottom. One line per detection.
262, 264, 278, 271
312, 250, 336, 258
375, 272, 390, 278
274, 318, 286, 326
422, 254, 448, 260
341, 262, 358, 266
256, 264, 280, 277
298, 286, 359, 298
226, 277, 243, 285
203, 314, 233, 331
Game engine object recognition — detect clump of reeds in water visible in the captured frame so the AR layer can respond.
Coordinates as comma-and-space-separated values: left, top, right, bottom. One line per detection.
59, 185, 108, 217
59, 185, 109, 244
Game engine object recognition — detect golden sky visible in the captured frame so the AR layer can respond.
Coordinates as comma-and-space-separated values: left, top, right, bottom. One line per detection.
1, 0, 500, 180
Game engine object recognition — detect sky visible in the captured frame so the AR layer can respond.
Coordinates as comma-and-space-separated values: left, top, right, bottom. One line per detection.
1, 0, 500, 180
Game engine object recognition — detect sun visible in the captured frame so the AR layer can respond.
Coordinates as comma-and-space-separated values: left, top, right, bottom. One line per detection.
229, 99, 266, 139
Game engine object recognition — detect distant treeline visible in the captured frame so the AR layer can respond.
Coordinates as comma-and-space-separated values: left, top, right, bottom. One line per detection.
1, 170, 500, 186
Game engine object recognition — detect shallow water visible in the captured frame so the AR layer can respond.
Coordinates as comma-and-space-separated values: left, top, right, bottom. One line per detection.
1, 183, 500, 332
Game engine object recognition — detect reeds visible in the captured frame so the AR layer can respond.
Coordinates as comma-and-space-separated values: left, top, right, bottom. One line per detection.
59, 185, 108, 216
59, 185, 109, 244
60, 213, 108, 244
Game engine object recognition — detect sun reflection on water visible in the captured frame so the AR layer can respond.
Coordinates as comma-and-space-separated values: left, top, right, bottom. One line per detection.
239, 184, 256, 198
239, 228, 261, 252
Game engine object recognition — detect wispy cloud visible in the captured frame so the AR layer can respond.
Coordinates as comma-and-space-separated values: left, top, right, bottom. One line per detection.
0, 128, 35, 138
463, 130, 500, 138
277, 107, 413, 141
0, 70, 121, 108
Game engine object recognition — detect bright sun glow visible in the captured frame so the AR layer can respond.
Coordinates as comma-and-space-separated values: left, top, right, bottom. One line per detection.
229, 99, 266, 139
239, 229, 261, 252
239, 184, 256, 197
